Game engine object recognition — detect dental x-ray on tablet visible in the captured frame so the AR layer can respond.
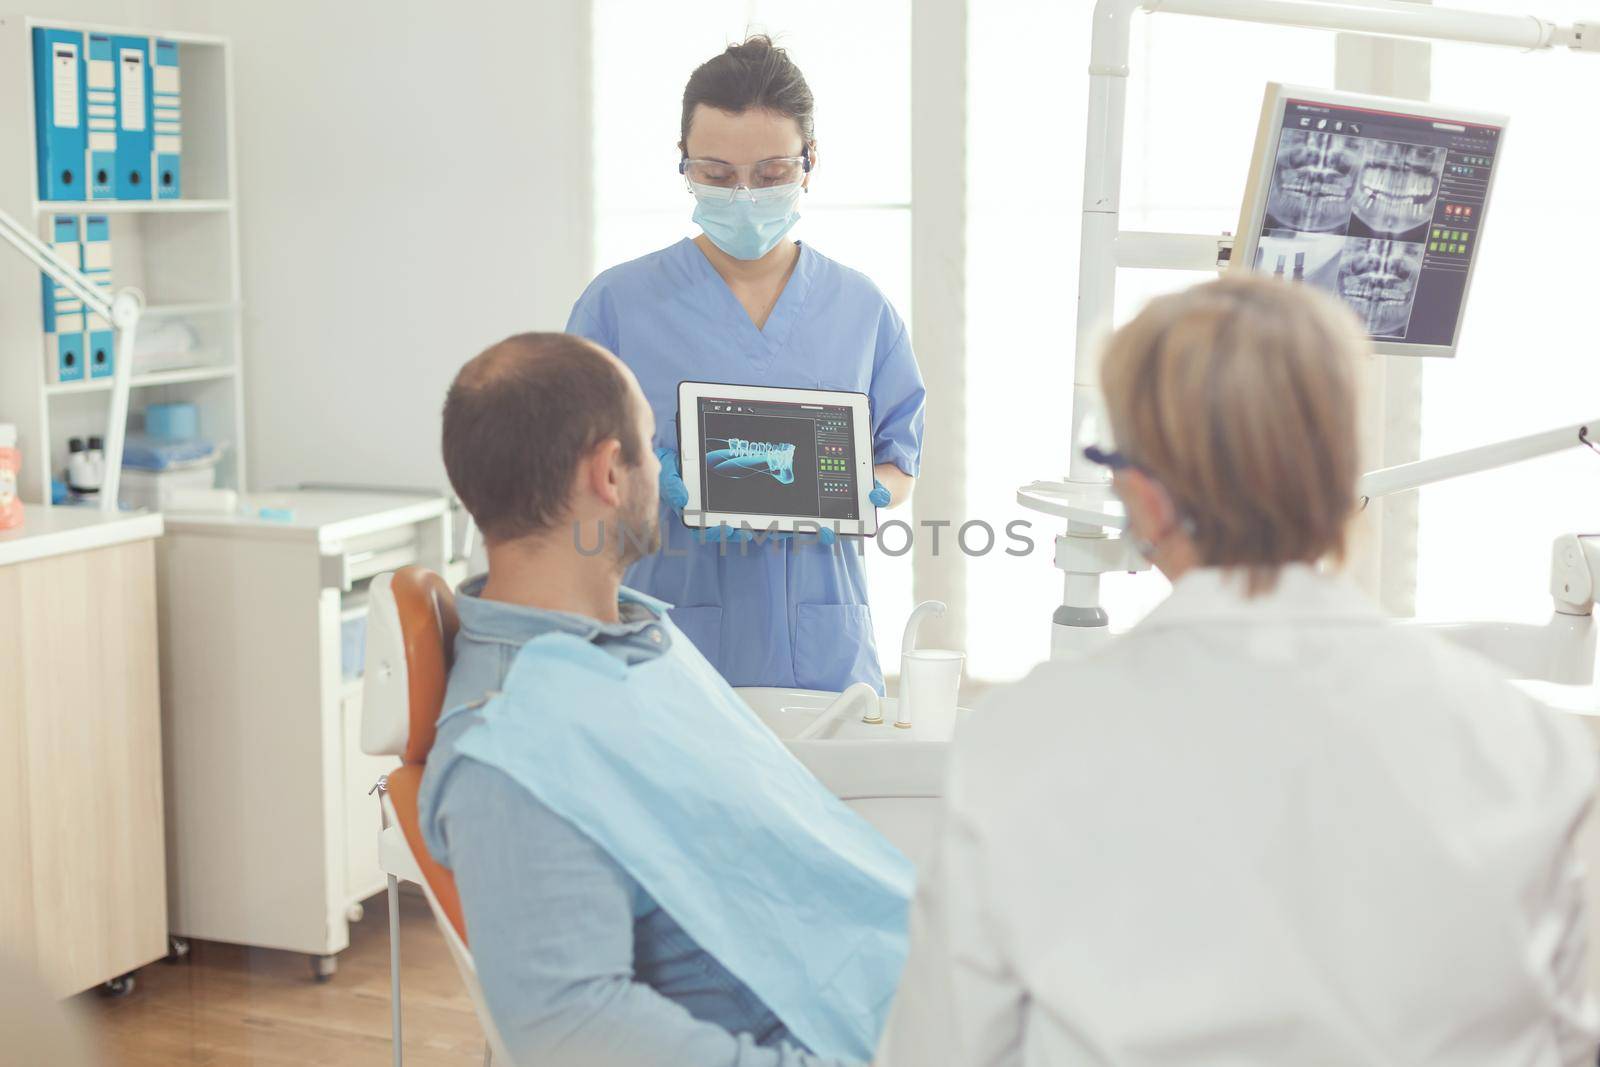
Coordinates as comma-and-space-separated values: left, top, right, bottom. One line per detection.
678, 381, 879, 537
1233, 83, 1507, 356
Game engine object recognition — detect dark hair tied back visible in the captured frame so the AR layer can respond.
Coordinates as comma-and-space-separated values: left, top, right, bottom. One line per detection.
681, 34, 815, 150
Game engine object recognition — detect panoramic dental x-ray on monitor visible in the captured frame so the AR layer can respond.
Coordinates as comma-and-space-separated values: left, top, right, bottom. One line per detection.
1234, 84, 1507, 356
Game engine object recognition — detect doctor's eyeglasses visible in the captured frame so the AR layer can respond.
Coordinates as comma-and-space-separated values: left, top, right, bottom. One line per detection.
1083, 443, 1134, 471
680, 150, 811, 201
1077, 402, 1134, 472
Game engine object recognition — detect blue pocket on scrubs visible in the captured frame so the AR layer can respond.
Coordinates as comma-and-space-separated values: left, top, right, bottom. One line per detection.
794, 603, 881, 693
668, 605, 723, 665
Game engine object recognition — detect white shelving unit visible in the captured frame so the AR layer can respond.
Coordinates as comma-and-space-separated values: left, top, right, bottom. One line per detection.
0, 16, 245, 507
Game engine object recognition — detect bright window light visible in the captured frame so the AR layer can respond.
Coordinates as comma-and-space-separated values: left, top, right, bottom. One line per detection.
1417, 20, 1600, 623
966, 6, 1332, 680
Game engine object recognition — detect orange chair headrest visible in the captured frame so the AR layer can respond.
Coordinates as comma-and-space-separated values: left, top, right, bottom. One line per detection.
389, 566, 460, 765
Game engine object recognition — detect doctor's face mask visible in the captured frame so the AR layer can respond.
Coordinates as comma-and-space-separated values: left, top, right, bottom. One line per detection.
690, 181, 804, 261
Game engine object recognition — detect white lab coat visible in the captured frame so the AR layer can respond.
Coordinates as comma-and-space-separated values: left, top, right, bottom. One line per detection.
881, 565, 1600, 1067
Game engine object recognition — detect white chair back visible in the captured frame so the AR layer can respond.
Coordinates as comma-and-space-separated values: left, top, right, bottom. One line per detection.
362, 571, 412, 757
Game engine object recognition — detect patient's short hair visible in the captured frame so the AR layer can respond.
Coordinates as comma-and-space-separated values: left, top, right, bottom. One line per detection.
442, 333, 643, 544
1099, 276, 1367, 590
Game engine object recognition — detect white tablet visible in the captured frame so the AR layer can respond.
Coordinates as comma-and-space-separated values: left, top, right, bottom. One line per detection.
677, 381, 878, 538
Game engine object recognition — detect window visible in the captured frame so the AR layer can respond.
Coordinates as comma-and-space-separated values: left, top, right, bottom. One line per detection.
966, 5, 1333, 679
592, 0, 914, 664
1415, 0, 1600, 623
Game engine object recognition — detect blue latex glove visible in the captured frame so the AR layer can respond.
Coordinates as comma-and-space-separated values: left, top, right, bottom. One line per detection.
661, 447, 745, 543
869, 479, 891, 508
656, 447, 689, 513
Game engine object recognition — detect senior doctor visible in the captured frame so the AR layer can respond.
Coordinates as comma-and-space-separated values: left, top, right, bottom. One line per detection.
881, 277, 1600, 1066
566, 35, 925, 694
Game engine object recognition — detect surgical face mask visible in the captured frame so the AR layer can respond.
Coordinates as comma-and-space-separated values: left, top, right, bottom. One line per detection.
1081, 393, 1198, 564
690, 181, 803, 261
1110, 475, 1196, 564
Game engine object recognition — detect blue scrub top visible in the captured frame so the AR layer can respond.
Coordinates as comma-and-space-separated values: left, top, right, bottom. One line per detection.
566, 237, 926, 693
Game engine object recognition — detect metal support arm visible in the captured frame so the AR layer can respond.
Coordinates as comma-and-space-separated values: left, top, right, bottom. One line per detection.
0, 207, 143, 513
1359, 419, 1600, 503
1147, 0, 1573, 50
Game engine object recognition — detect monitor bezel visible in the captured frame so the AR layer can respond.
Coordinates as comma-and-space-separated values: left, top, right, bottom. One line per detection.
1230, 82, 1509, 358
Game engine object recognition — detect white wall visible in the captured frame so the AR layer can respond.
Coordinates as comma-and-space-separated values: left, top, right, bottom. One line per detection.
22, 0, 177, 25
170, 0, 594, 494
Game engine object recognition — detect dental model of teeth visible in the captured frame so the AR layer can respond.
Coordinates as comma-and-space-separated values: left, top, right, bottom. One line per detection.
708, 437, 799, 485
727, 438, 797, 475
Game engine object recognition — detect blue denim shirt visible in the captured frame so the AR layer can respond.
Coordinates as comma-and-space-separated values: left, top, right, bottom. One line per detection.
418, 576, 852, 1067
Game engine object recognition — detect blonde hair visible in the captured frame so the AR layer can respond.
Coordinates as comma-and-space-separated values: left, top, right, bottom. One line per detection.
1099, 275, 1368, 592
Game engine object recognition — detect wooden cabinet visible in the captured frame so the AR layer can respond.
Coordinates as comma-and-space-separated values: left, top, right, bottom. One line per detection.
0, 532, 168, 997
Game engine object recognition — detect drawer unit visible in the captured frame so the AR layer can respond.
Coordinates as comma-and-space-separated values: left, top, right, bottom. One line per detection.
157, 491, 450, 974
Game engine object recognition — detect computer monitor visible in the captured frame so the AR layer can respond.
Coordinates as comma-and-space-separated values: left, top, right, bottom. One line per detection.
1233, 84, 1507, 357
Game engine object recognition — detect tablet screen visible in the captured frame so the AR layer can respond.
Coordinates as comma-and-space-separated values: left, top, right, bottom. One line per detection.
694, 395, 861, 522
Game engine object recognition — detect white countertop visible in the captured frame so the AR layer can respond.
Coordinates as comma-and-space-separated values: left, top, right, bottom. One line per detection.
161, 490, 449, 543
1513, 679, 1600, 716
0, 505, 164, 567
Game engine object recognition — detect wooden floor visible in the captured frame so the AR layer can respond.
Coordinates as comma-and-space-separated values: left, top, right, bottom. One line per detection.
72, 890, 487, 1066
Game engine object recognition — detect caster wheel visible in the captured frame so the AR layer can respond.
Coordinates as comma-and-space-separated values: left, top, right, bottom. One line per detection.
99, 974, 136, 998
164, 936, 191, 963
345, 901, 365, 924
310, 954, 338, 982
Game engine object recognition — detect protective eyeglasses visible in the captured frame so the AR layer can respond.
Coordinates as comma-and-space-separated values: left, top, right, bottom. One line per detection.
679, 148, 811, 202
1083, 443, 1134, 471
1076, 399, 1135, 472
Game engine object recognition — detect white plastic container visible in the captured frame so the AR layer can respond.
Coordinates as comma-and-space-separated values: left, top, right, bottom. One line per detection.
119, 464, 217, 511
898, 649, 965, 741
896, 599, 966, 741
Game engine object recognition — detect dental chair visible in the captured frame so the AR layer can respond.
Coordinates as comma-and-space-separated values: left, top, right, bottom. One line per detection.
362, 567, 512, 1067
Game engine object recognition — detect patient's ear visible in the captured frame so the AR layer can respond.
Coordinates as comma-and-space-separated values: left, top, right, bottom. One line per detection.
583, 438, 627, 509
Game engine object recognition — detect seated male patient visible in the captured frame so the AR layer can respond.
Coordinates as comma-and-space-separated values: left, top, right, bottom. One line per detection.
418, 333, 912, 1067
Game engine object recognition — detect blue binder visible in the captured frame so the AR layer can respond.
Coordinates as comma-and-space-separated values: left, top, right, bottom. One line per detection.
33, 28, 86, 201
42, 216, 85, 383
83, 214, 114, 379
111, 35, 152, 200
86, 33, 117, 199
152, 40, 181, 199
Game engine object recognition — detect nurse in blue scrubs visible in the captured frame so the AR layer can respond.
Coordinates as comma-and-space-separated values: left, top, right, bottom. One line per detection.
566, 35, 926, 694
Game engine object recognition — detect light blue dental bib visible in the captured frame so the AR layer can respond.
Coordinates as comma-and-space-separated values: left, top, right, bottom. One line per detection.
445, 625, 913, 1062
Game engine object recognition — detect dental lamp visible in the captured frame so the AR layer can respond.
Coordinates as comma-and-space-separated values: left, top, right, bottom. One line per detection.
0, 206, 143, 514
1024, 0, 1600, 658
